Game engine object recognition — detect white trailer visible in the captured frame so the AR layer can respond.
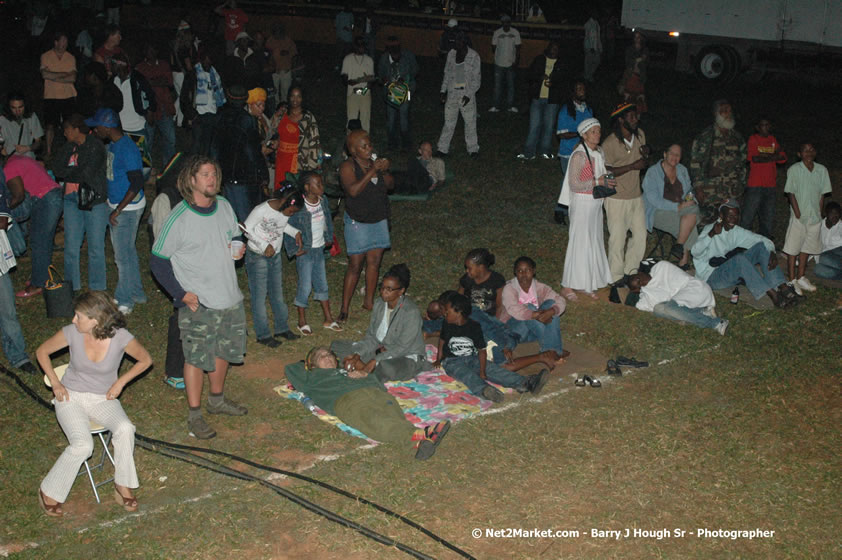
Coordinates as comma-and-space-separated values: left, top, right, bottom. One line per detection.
621, 0, 842, 82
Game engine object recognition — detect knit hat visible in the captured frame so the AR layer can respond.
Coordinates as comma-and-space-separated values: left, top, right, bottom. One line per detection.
177, 20, 191, 32
610, 101, 636, 119
247, 87, 267, 104
577, 118, 601, 136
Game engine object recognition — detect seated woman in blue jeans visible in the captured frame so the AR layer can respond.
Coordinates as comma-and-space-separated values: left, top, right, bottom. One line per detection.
500, 256, 568, 364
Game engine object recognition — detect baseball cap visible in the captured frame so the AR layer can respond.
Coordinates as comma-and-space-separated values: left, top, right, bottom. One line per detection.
84, 108, 120, 128
235, 31, 251, 41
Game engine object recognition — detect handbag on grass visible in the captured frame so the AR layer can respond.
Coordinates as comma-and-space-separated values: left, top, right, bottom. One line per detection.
43, 265, 74, 318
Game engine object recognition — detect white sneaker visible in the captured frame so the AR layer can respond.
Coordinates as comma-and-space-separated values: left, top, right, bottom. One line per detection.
796, 276, 817, 292
508, 107, 519, 113
788, 280, 803, 296
117, 305, 132, 315
715, 319, 729, 336
488, 106, 500, 113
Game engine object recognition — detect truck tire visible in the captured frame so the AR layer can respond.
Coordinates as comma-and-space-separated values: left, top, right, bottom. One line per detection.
694, 45, 733, 83
724, 46, 742, 81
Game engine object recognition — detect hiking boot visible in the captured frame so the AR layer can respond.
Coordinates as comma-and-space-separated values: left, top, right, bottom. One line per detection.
188, 415, 217, 439
481, 385, 504, 403
207, 397, 248, 416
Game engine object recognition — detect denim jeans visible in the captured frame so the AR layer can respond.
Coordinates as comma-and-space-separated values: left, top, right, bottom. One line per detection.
63, 193, 110, 291
740, 187, 776, 240
145, 115, 176, 167
109, 207, 147, 309
190, 112, 218, 156
555, 156, 570, 216
706, 242, 786, 300
442, 354, 526, 396
493, 64, 516, 110
423, 317, 444, 334
245, 249, 290, 340
11, 188, 63, 287
652, 300, 721, 330
814, 246, 842, 280
0, 273, 29, 366
294, 247, 329, 308
470, 307, 518, 364
385, 101, 411, 150
223, 183, 260, 224
523, 99, 559, 157
505, 300, 563, 354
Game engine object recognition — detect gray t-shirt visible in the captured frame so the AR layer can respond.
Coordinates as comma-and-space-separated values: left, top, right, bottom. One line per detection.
0, 114, 44, 159
151, 197, 243, 310
61, 325, 134, 394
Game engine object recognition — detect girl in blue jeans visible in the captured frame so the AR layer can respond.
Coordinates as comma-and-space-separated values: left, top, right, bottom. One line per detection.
284, 173, 341, 335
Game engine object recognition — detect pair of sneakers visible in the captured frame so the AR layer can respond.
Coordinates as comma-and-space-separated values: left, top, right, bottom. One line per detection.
489, 106, 518, 113
789, 276, 816, 296
188, 397, 248, 439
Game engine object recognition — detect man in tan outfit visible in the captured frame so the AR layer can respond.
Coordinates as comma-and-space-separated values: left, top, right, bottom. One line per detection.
602, 102, 649, 284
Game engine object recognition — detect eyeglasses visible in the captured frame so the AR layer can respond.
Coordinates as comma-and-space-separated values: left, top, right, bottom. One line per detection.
379, 283, 401, 293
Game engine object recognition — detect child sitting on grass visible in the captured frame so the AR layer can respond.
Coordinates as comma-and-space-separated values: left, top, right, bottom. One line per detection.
815, 201, 842, 281
783, 142, 832, 295
422, 290, 458, 335
434, 293, 548, 403
284, 346, 450, 460
284, 172, 341, 335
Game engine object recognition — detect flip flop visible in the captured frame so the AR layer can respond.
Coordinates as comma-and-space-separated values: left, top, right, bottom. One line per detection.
575, 376, 587, 387
336, 311, 349, 323
606, 360, 622, 376
615, 356, 649, 368
562, 288, 578, 301
323, 321, 343, 332
297, 324, 313, 336
584, 375, 601, 388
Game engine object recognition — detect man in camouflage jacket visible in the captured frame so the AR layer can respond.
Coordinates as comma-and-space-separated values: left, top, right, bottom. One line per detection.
689, 99, 747, 224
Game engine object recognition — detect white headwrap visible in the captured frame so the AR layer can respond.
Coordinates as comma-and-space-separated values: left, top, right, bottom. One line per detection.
577, 117, 600, 136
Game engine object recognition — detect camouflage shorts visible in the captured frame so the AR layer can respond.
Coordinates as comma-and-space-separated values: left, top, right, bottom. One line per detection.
179, 302, 247, 371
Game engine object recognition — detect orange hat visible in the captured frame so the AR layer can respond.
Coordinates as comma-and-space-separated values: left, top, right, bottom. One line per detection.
247, 88, 267, 104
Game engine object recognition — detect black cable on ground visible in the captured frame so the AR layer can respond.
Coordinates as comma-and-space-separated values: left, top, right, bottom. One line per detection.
1, 363, 476, 560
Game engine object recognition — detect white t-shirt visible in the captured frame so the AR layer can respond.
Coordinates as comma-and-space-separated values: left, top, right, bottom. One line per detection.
305, 198, 326, 248
243, 201, 300, 255
341, 53, 374, 97
0, 115, 44, 159
115, 76, 147, 133
636, 261, 715, 313
820, 220, 842, 253
491, 27, 521, 68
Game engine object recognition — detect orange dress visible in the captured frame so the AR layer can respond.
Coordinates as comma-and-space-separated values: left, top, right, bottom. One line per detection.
274, 114, 300, 189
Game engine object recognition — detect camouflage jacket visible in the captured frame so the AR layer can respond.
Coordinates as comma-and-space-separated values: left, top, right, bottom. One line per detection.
689, 125, 747, 189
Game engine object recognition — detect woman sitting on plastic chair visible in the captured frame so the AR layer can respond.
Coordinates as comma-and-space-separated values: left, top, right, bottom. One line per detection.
35, 291, 152, 517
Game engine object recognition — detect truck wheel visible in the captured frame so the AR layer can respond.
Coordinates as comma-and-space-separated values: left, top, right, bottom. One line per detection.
724, 46, 742, 82
694, 45, 732, 83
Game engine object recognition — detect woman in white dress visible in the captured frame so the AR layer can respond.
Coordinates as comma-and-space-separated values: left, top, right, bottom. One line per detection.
558, 118, 616, 299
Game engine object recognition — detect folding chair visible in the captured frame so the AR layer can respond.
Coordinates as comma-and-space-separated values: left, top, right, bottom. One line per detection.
43, 364, 115, 503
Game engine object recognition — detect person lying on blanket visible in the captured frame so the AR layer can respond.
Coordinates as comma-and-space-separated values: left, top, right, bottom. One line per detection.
284, 346, 450, 460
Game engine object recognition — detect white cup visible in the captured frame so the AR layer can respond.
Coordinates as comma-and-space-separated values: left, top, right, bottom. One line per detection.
230, 240, 244, 258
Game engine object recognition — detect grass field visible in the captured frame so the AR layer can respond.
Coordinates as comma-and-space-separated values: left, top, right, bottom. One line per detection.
1, 41, 840, 559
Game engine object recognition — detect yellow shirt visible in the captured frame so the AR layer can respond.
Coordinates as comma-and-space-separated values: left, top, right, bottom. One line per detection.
539, 58, 556, 99
41, 49, 77, 100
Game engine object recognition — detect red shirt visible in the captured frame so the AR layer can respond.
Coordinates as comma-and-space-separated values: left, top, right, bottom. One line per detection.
222, 8, 248, 41
747, 134, 786, 188
136, 59, 175, 118
4, 155, 60, 198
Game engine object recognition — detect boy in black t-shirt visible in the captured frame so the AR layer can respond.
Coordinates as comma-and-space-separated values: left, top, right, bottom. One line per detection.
434, 293, 548, 402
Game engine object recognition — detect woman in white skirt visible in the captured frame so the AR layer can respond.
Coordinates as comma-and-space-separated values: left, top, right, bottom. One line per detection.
558, 118, 616, 300
35, 291, 152, 516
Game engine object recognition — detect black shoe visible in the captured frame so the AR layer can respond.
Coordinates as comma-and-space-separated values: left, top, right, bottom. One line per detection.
469, 151, 479, 159
481, 385, 504, 403
553, 211, 568, 225
18, 361, 37, 374
275, 331, 300, 341
434, 150, 448, 158
608, 285, 621, 304
670, 243, 685, 260
257, 337, 282, 348
527, 369, 549, 395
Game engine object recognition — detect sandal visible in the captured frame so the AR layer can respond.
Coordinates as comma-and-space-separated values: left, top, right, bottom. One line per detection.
336, 311, 349, 323
584, 375, 601, 388
574, 376, 587, 387
114, 488, 138, 512
606, 360, 622, 376
615, 356, 649, 368
164, 376, 185, 390
38, 489, 63, 517
562, 288, 578, 302
323, 321, 343, 332
415, 420, 451, 460
297, 324, 313, 336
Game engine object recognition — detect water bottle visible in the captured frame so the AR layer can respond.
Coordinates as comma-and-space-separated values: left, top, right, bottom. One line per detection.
301, 397, 317, 412
730, 287, 739, 304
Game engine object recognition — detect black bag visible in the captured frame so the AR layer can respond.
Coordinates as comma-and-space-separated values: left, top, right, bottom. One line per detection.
43, 266, 74, 318
77, 182, 102, 211
593, 184, 617, 199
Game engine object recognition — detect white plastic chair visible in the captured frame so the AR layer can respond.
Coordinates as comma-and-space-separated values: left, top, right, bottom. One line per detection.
43, 364, 115, 503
